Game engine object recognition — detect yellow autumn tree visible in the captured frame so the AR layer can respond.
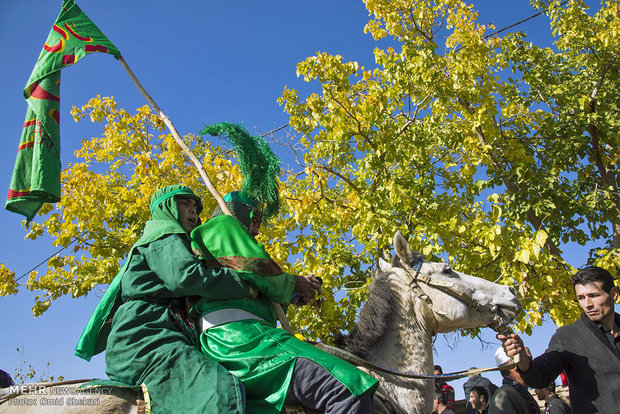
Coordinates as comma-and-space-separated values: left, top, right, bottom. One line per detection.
274, 0, 620, 339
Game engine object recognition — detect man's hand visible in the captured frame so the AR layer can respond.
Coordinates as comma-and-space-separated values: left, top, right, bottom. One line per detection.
496, 332, 531, 372
292, 275, 323, 306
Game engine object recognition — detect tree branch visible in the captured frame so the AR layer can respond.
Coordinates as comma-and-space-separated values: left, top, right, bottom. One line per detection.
456, 95, 563, 256
586, 62, 620, 247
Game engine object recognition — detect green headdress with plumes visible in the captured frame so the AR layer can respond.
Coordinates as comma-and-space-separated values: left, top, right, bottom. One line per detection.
199, 122, 281, 220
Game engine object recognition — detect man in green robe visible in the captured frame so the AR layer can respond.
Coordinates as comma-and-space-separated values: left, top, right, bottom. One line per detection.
191, 191, 378, 414
76, 185, 250, 413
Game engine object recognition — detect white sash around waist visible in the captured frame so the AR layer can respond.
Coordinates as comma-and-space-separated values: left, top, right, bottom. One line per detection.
199, 308, 264, 332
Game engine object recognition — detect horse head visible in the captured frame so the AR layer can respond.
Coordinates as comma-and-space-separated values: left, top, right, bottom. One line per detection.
381, 231, 522, 334
344, 232, 522, 413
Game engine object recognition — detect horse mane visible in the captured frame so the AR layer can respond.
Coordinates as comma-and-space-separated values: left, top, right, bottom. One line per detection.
339, 273, 396, 359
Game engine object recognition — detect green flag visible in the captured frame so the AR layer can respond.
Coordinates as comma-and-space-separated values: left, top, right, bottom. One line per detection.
6, 0, 121, 221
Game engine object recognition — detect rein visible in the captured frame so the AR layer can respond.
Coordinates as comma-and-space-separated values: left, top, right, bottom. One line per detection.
312, 342, 516, 381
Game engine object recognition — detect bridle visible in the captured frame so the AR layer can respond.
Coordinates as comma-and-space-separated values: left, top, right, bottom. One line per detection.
305, 257, 518, 382
393, 257, 507, 332
302, 256, 518, 382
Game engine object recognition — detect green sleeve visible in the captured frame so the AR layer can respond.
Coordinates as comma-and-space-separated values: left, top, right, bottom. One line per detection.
144, 234, 251, 299
241, 271, 295, 304
191, 216, 296, 304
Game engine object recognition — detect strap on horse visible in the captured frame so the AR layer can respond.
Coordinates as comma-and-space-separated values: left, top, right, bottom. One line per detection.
309, 342, 516, 381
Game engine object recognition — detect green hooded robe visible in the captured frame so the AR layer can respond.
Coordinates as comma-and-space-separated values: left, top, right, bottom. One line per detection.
75, 185, 249, 414
190, 200, 378, 414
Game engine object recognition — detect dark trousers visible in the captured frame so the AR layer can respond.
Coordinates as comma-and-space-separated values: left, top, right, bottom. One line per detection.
284, 357, 374, 414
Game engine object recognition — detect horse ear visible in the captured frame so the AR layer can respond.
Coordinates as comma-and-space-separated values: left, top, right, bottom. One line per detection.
393, 231, 413, 264
377, 258, 390, 273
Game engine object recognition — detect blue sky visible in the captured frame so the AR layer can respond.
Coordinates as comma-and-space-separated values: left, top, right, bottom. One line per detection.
0, 0, 600, 399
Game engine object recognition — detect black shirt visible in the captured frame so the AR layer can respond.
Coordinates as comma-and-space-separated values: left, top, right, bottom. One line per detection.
597, 323, 620, 353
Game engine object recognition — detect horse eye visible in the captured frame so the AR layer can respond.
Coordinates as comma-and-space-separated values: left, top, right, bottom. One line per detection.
442, 265, 453, 275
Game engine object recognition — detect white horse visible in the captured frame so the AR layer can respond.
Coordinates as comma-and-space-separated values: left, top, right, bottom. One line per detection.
0, 232, 521, 414
339, 232, 522, 413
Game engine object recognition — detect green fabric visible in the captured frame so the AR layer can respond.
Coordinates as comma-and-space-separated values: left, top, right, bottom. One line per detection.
76, 184, 251, 412
191, 215, 294, 304
75, 185, 206, 361
223, 190, 256, 208
74, 262, 127, 361
211, 191, 261, 230
200, 320, 378, 413
191, 215, 378, 412
149, 186, 202, 215
200, 122, 281, 219
6, 0, 120, 221
101, 235, 247, 413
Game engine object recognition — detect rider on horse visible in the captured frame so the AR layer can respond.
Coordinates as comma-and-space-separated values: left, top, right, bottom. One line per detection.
191, 189, 378, 413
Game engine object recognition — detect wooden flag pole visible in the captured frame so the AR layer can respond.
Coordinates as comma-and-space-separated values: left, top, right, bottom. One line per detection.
117, 56, 294, 334
117, 57, 231, 216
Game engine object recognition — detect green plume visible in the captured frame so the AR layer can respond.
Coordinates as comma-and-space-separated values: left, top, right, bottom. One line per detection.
200, 122, 281, 219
